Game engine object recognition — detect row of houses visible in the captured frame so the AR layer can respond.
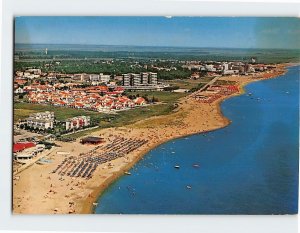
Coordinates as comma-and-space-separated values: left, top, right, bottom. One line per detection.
14, 82, 124, 95
27, 90, 147, 113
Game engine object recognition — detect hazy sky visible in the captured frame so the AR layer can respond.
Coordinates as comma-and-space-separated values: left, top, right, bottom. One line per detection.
15, 17, 300, 49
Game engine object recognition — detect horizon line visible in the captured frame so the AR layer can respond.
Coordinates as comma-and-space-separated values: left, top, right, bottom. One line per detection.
14, 42, 298, 50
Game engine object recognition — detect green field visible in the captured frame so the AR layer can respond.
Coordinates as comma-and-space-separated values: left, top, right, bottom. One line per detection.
126, 91, 187, 102
164, 77, 215, 90
14, 102, 105, 123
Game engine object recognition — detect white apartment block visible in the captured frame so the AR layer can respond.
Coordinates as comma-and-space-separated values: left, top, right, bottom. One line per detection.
99, 73, 111, 83
26, 111, 54, 130
122, 72, 158, 86
65, 116, 91, 131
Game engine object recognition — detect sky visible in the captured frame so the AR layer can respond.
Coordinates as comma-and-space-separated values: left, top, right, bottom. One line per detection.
15, 17, 300, 49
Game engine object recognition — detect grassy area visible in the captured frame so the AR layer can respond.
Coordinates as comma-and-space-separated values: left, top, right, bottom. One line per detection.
214, 80, 237, 85
126, 91, 187, 103
14, 109, 38, 122
164, 79, 200, 89
14, 102, 105, 123
164, 76, 216, 90
198, 76, 216, 83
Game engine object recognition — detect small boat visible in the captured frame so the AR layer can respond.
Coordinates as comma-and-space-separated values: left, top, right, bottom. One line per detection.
193, 164, 200, 168
93, 202, 98, 206
124, 171, 131, 175
186, 185, 192, 189
171, 151, 175, 154
174, 165, 180, 169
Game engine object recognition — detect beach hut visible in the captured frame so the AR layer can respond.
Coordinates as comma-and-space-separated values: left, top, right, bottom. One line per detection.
80, 136, 105, 145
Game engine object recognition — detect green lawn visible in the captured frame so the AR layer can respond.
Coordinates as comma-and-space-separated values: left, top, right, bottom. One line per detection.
164, 77, 216, 90
164, 79, 199, 89
14, 102, 105, 123
126, 91, 187, 103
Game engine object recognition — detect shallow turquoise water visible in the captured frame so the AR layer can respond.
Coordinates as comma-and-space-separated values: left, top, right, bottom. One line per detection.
95, 66, 299, 214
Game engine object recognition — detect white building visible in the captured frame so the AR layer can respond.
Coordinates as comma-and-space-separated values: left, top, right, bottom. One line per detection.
149, 72, 158, 85
14, 144, 45, 160
16, 71, 24, 77
132, 74, 141, 86
90, 74, 100, 82
65, 116, 90, 131
26, 68, 42, 75
72, 73, 90, 82
99, 73, 111, 83
222, 63, 229, 71
122, 72, 158, 86
14, 87, 24, 94
26, 111, 54, 130
205, 64, 216, 72
122, 74, 130, 86
141, 72, 149, 84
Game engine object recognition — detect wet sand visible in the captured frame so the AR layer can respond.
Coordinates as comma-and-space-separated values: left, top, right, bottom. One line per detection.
13, 64, 288, 214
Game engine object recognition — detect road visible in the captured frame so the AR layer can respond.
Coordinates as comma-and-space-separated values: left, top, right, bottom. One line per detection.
198, 76, 220, 93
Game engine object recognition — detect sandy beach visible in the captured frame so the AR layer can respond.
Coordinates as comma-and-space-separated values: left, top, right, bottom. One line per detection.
13, 64, 289, 214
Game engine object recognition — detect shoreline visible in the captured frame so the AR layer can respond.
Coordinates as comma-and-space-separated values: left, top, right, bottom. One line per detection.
82, 112, 231, 214
81, 63, 290, 214
13, 63, 291, 214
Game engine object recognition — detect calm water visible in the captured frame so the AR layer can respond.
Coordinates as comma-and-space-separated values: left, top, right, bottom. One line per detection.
95, 66, 299, 214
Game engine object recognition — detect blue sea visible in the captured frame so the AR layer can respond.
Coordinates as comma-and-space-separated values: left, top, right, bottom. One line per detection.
95, 66, 299, 214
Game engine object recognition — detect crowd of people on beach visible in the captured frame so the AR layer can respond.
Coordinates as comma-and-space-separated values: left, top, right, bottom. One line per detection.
190, 84, 239, 104
52, 137, 148, 179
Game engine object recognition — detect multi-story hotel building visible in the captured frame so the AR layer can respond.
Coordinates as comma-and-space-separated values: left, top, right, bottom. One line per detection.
26, 111, 54, 130
122, 72, 158, 86
65, 116, 91, 131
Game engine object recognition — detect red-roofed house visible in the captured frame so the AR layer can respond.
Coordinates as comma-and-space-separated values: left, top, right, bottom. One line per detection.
13, 142, 36, 153
134, 97, 146, 106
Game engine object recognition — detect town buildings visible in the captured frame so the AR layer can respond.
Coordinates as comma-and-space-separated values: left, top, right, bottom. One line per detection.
183, 61, 263, 76
13, 142, 46, 160
26, 111, 54, 130
26, 85, 146, 113
122, 72, 158, 86
65, 116, 91, 131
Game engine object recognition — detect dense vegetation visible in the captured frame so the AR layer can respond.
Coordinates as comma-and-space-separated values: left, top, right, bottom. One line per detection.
14, 46, 300, 80
15, 46, 300, 64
